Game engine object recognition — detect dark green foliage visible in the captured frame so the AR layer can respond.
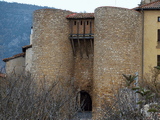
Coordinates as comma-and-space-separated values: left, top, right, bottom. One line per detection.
0, 1, 54, 68
135, 89, 151, 97
123, 72, 160, 117
132, 86, 140, 90
154, 66, 160, 70
122, 74, 138, 87
148, 108, 158, 112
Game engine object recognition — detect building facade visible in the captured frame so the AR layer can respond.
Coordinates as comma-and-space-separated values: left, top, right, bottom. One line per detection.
136, 1, 160, 74
3, 0, 160, 119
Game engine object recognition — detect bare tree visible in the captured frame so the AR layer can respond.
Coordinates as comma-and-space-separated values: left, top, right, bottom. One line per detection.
0, 72, 80, 120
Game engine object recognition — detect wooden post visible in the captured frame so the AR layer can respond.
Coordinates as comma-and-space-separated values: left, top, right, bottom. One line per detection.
83, 20, 89, 58
70, 20, 76, 56
77, 21, 82, 58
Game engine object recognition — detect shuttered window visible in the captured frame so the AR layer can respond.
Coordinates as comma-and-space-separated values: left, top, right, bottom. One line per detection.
157, 55, 160, 66
158, 17, 160, 22
158, 29, 160, 42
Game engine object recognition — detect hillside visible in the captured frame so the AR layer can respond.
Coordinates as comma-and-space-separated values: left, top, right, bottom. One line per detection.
0, 1, 54, 70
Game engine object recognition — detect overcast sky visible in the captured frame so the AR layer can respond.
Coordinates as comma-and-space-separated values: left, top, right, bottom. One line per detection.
2, 0, 142, 12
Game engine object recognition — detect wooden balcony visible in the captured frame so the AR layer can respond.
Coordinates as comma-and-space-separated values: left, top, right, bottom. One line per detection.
69, 34, 94, 40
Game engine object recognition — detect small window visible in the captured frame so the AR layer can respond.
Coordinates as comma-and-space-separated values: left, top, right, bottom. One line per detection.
31, 26, 33, 34
87, 21, 89, 25
158, 29, 160, 42
74, 21, 76, 25
81, 21, 83, 25
157, 55, 160, 66
158, 17, 160, 22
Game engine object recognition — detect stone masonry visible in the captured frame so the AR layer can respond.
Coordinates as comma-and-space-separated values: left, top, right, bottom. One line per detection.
93, 7, 142, 119
30, 7, 143, 119
32, 9, 73, 83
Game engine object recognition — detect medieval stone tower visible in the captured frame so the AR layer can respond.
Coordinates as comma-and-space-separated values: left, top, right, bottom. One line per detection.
29, 7, 142, 119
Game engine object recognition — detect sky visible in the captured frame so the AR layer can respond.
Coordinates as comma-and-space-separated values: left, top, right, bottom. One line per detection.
2, 0, 142, 13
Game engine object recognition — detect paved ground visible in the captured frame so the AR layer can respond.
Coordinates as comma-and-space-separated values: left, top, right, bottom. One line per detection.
76, 111, 92, 120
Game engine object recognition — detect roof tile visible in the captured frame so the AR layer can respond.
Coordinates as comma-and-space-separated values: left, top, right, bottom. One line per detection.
66, 13, 94, 19
3, 52, 25, 62
135, 0, 160, 10
22, 44, 32, 52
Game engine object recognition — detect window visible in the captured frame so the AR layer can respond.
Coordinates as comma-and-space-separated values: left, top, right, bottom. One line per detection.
80, 21, 83, 25
158, 29, 160, 42
157, 55, 160, 66
31, 26, 33, 34
158, 17, 160, 22
87, 21, 89, 25
74, 21, 76, 25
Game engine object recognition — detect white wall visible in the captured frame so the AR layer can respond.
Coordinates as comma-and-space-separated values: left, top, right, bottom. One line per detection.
25, 47, 32, 72
6, 57, 25, 75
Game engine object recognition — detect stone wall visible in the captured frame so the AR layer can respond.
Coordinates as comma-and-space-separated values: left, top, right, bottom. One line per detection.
69, 18, 94, 95
25, 48, 32, 72
31, 9, 73, 83
29, 7, 144, 119
73, 39, 94, 95
93, 7, 142, 119
6, 57, 25, 75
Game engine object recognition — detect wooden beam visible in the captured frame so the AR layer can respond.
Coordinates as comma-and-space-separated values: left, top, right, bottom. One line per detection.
83, 20, 85, 35
90, 39, 93, 55
90, 20, 92, 34
83, 21, 88, 58
77, 21, 82, 58
71, 39, 76, 56
69, 21, 76, 56
71, 20, 73, 34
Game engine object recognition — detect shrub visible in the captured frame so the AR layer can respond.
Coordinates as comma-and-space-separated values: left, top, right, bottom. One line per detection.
0, 72, 78, 120
102, 67, 160, 120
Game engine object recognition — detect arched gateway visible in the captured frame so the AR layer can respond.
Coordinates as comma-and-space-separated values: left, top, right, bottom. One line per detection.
77, 91, 92, 111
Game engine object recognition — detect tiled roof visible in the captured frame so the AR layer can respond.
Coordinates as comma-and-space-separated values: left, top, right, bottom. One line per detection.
66, 13, 94, 19
22, 44, 32, 52
135, 0, 160, 10
3, 52, 25, 62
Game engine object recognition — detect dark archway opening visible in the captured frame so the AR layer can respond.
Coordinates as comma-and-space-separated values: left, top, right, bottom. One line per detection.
80, 91, 92, 111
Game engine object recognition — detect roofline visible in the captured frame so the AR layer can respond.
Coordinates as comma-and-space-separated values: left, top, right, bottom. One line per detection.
66, 13, 94, 19
22, 44, 32, 52
3, 52, 25, 62
134, 0, 160, 11
67, 17, 94, 20
135, 8, 160, 10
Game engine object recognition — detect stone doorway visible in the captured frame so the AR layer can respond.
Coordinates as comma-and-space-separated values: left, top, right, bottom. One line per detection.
79, 90, 92, 111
